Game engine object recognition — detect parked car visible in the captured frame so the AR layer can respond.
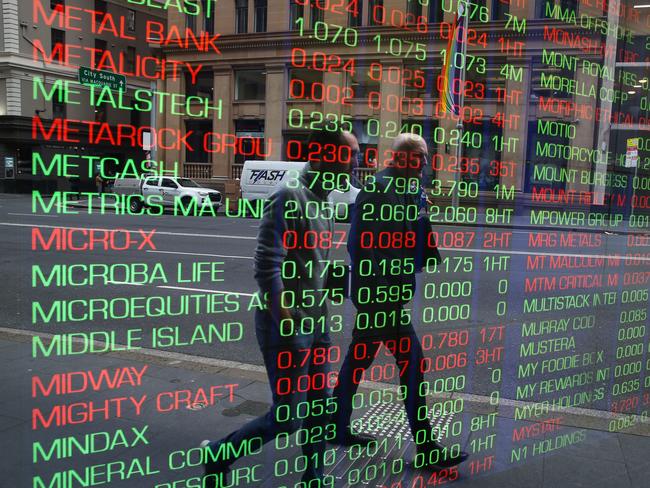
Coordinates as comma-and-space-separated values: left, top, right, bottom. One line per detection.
113, 176, 222, 213
240, 160, 359, 219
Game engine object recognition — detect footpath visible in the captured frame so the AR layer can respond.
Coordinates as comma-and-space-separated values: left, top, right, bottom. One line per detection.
3, 327, 649, 488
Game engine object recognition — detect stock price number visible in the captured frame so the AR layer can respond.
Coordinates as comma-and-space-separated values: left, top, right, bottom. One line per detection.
295, 18, 358, 47
373, 34, 427, 61
359, 231, 417, 249
293, 0, 359, 17
430, 126, 483, 148
371, 4, 428, 33
436, 76, 485, 99
360, 203, 420, 222
367, 91, 425, 115
429, 205, 478, 223
282, 230, 347, 250
288, 109, 352, 132
285, 139, 354, 168
363, 119, 423, 140
439, 49, 486, 74
355, 284, 415, 305
290, 48, 356, 75
439, 22, 487, 47
279, 313, 344, 336
277, 346, 342, 370
289, 79, 353, 106
363, 174, 421, 194
368, 62, 426, 89
429, 155, 481, 175
430, 179, 479, 198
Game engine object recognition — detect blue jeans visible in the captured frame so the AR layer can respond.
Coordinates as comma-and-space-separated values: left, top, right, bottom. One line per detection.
207, 309, 332, 481
332, 305, 433, 447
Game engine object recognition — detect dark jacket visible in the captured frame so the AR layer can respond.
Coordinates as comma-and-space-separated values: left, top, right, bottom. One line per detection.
254, 166, 334, 319
348, 167, 441, 309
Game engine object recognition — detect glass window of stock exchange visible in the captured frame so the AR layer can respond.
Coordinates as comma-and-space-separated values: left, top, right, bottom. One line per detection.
0, 0, 649, 487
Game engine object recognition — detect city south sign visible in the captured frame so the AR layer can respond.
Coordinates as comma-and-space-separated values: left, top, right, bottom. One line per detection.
78, 66, 126, 92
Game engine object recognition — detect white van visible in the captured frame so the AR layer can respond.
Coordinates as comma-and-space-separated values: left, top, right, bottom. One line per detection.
240, 160, 359, 219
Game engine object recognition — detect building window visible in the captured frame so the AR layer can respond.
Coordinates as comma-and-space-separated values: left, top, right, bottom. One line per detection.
310, 0, 324, 28
126, 47, 136, 72
559, 0, 578, 11
95, 105, 107, 122
404, 65, 436, 100
235, 69, 266, 100
368, 0, 383, 26
51, 29, 65, 63
202, 0, 215, 34
95, 0, 107, 21
537, 0, 553, 18
465, 66, 503, 100
406, 0, 422, 19
429, 2, 444, 22
492, 0, 509, 19
254, 0, 267, 32
95, 38, 107, 54
353, 120, 379, 169
236, 0, 248, 33
128, 9, 136, 31
525, 119, 565, 192
290, 0, 304, 29
349, 64, 380, 98
283, 131, 309, 160
52, 87, 66, 119
186, 69, 214, 100
235, 120, 265, 165
185, 120, 212, 163
288, 69, 323, 99
130, 100, 141, 127
348, 0, 362, 27
530, 55, 573, 100
462, 123, 501, 190
187, 14, 197, 31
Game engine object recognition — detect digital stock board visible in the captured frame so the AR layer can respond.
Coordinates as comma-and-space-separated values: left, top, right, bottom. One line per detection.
2, 0, 650, 487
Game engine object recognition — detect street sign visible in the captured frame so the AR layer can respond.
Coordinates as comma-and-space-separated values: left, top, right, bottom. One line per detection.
78, 66, 126, 92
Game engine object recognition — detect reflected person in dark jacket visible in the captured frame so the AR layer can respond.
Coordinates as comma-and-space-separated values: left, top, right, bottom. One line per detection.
201, 126, 357, 487
332, 133, 469, 470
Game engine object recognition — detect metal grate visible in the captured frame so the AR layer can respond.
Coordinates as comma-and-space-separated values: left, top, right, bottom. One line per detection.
355, 401, 455, 443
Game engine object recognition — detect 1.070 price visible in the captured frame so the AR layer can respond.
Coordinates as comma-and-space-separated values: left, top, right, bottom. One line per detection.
296, 18, 358, 47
